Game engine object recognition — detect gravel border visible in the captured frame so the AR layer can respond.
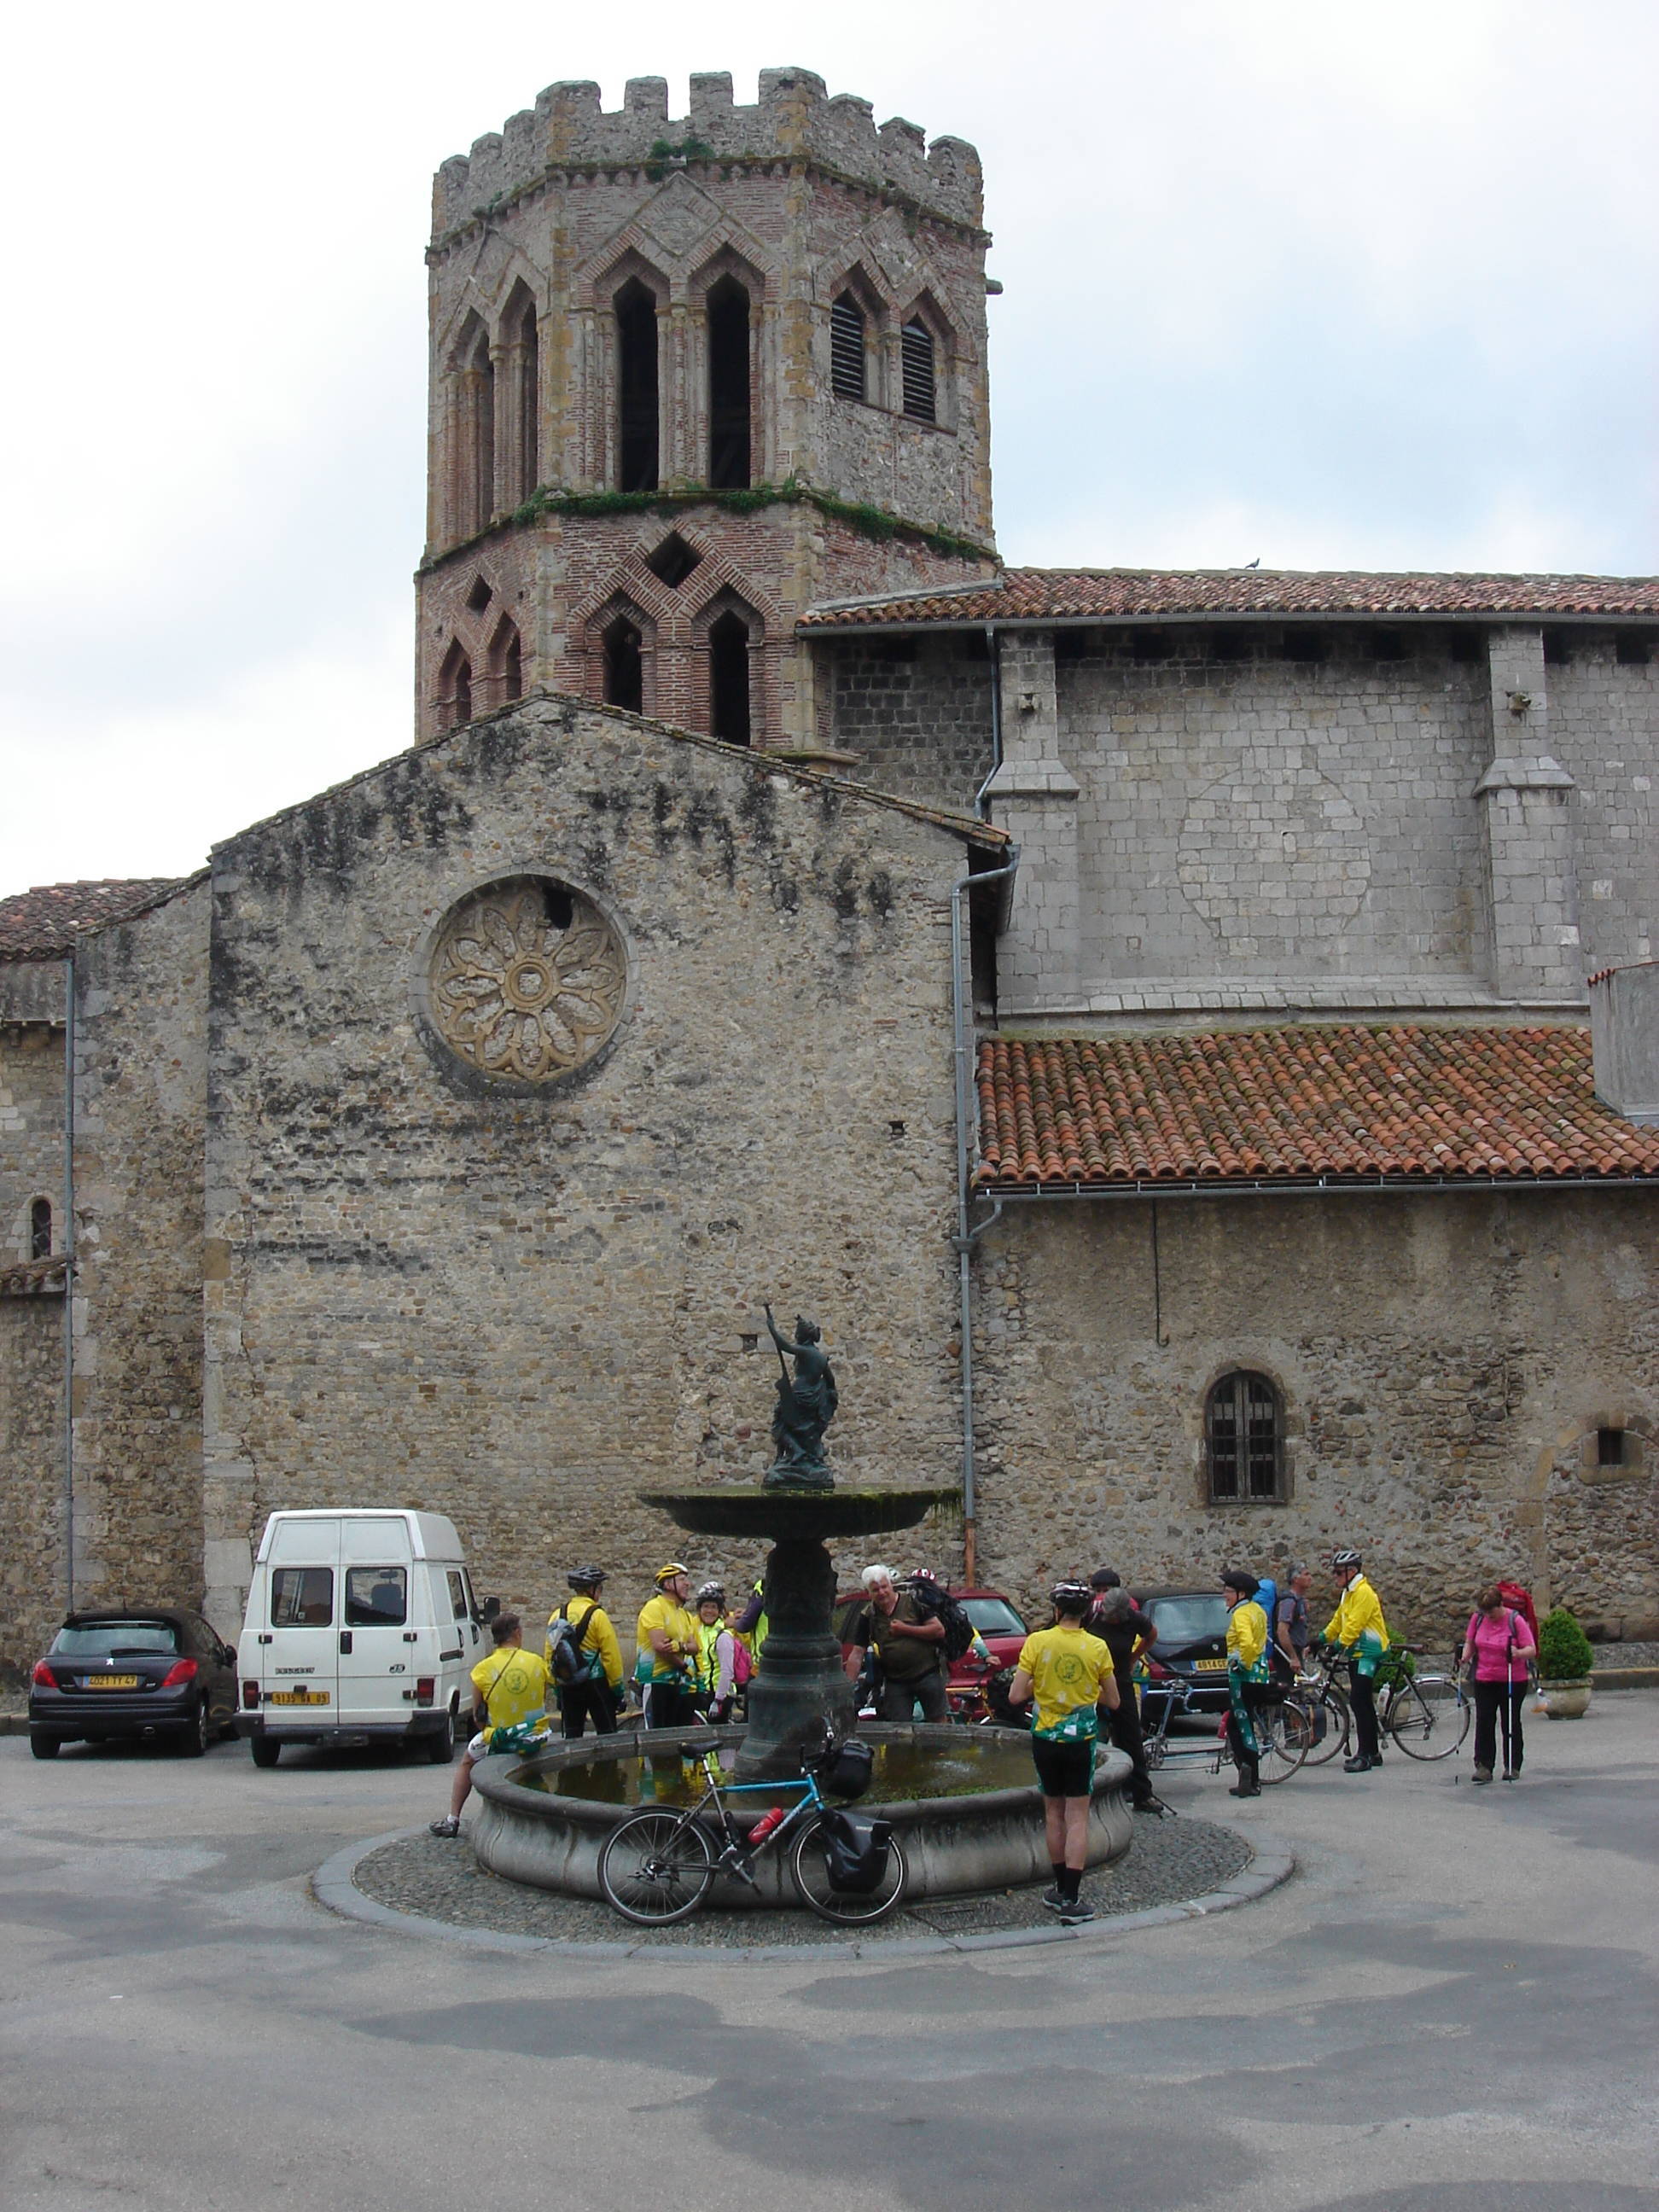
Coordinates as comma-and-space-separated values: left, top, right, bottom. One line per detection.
313, 1817, 1291, 1959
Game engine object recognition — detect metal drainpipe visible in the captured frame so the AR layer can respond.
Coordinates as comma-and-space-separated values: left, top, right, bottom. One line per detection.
952, 838, 1018, 1590
61, 950, 75, 1611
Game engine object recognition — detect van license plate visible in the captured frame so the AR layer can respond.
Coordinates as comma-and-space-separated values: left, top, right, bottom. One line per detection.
268, 1690, 330, 1706
1191, 1658, 1227, 1673
84, 1675, 139, 1690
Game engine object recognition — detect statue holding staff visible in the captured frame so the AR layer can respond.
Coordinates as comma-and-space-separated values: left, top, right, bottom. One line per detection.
762, 1303, 838, 1492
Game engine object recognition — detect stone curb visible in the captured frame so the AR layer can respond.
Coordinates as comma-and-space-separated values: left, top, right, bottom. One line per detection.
309, 1829, 1296, 1961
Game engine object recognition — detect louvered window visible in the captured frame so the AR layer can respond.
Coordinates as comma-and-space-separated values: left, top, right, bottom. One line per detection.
900, 318, 936, 422
831, 293, 866, 400
1206, 1371, 1285, 1502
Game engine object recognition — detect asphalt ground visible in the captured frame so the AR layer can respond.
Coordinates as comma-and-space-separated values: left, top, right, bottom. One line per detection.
1, 1695, 1655, 2212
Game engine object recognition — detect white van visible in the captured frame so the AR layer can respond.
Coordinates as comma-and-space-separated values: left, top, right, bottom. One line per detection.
236, 1510, 486, 1766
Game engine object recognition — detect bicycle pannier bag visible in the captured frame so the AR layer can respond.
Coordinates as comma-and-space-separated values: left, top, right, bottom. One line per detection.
818, 1808, 892, 1895
822, 1737, 874, 1800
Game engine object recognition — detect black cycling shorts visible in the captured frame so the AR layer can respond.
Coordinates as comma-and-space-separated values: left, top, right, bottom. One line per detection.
1031, 1735, 1095, 1800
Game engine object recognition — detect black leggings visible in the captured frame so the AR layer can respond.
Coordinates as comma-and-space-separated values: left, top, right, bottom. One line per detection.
559, 1678, 619, 1738
1348, 1665, 1380, 1762
1472, 1679, 1526, 1774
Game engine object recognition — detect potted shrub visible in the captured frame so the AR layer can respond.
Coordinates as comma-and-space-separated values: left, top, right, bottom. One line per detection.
1535, 1606, 1595, 1719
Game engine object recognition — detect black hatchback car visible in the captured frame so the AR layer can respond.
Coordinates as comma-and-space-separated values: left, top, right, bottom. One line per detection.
29, 1608, 239, 1759
1133, 1587, 1234, 1718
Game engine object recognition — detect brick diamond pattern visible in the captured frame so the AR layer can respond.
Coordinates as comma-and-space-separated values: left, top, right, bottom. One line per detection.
974, 1026, 1659, 1190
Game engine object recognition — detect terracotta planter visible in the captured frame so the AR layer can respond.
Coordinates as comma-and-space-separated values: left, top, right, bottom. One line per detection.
1537, 1678, 1592, 1720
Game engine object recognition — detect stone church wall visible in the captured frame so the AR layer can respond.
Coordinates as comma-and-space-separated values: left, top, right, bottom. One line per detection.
68, 881, 210, 1621
200, 696, 978, 1634
1543, 636, 1659, 973
0, 1290, 62, 1682
1, 1017, 63, 1265
826, 633, 995, 811
970, 1187, 1659, 1644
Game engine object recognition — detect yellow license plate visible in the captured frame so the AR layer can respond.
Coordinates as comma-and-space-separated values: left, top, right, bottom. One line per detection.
1191, 1658, 1228, 1673
268, 1689, 330, 1706
85, 1674, 139, 1689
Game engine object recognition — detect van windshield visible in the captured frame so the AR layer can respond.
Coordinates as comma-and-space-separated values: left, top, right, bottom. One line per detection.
53, 1620, 179, 1656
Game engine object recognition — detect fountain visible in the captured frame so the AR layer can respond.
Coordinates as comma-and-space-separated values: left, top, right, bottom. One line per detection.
466, 1305, 1132, 1909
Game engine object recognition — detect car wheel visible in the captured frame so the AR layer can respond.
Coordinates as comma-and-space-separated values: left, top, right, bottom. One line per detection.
30, 1732, 63, 1760
179, 1700, 212, 1757
249, 1735, 281, 1768
425, 1708, 457, 1765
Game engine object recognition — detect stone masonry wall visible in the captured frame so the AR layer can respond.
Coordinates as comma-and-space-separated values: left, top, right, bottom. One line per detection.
825, 632, 994, 808
70, 882, 210, 1617
0, 1021, 63, 1264
0, 1291, 63, 1680
969, 1186, 1659, 1644
201, 696, 979, 1635
1545, 635, 1659, 973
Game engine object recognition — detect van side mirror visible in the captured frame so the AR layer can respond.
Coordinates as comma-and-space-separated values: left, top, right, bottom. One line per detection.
480, 1595, 501, 1623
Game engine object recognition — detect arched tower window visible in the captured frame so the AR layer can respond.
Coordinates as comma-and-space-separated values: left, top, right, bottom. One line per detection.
1205, 1371, 1285, 1502
900, 317, 937, 422
502, 283, 539, 509
830, 292, 867, 401
615, 280, 660, 493
488, 615, 522, 705
708, 610, 753, 746
455, 313, 496, 536
603, 615, 644, 713
438, 640, 473, 732
707, 276, 751, 490
29, 1197, 52, 1260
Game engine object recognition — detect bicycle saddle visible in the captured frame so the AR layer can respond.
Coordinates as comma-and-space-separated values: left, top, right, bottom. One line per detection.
679, 1737, 720, 1758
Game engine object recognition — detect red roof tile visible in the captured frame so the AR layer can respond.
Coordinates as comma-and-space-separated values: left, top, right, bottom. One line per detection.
803, 568, 1659, 629
974, 1026, 1659, 1190
0, 880, 183, 958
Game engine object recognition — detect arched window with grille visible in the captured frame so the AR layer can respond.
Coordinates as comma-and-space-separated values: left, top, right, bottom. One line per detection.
602, 614, 644, 714
830, 291, 866, 401
707, 275, 751, 489
453, 313, 495, 536
30, 1197, 52, 1260
900, 317, 936, 422
438, 640, 472, 732
1205, 1371, 1285, 1502
707, 609, 753, 746
615, 279, 660, 492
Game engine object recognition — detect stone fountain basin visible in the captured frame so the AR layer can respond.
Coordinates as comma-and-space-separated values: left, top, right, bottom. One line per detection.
467, 1723, 1133, 1909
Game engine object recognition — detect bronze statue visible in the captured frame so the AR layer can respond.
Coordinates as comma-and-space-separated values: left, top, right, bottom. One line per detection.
762, 1304, 837, 1491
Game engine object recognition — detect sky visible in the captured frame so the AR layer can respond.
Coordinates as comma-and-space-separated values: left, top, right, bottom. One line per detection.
2, 0, 1656, 896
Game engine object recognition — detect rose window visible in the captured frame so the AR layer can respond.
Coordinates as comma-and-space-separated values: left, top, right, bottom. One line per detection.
428, 876, 626, 1084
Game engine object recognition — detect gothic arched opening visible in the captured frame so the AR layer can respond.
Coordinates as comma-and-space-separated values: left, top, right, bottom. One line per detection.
830, 292, 867, 401
708, 610, 753, 746
615, 280, 660, 493
503, 282, 539, 508
455, 313, 495, 533
603, 615, 644, 714
438, 640, 473, 731
707, 275, 751, 489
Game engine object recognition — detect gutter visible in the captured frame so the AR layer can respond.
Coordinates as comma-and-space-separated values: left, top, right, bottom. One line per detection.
976, 1174, 1659, 1202
61, 951, 75, 1611
950, 840, 1020, 1588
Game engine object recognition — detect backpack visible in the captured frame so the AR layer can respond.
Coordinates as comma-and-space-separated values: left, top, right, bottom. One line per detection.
729, 1633, 754, 1688
1254, 1576, 1279, 1649
911, 1575, 975, 1664
1495, 1581, 1540, 1645
548, 1600, 599, 1686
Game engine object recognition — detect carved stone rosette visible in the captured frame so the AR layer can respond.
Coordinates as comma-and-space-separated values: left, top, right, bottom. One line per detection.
428, 876, 626, 1085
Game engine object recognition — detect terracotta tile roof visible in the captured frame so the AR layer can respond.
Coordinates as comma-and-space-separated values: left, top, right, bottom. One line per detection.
974, 1025, 1659, 1191
802, 568, 1659, 629
0, 879, 183, 958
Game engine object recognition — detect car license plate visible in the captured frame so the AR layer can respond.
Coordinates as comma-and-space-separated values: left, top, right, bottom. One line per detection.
268, 1689, 330, 1706
84, 1674, 139, 1689
1191, 1658, 1227, 1673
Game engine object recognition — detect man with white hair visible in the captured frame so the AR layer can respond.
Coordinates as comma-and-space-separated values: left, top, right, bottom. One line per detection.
841, 1563, 949, 1722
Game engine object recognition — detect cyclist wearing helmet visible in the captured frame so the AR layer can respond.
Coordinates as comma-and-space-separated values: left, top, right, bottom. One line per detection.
546, 1567, 625, 1739
636, 1564, 700, 1732
1007, 1580, 1121, 1924
1220, 1570, 1271, 1798
1321, 1549, 1391, 1773
692, 1582, 742, 1723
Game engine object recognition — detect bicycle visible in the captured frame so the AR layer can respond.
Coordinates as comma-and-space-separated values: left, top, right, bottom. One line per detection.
1283, 1650, 1353, 1766
1139, 1673, 1307, 1785
597, 1729, 908, 1927
1298, 1643, 1470, 1762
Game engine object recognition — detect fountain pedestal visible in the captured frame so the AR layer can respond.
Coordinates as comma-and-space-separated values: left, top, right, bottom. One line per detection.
641, 1487, 955, 1777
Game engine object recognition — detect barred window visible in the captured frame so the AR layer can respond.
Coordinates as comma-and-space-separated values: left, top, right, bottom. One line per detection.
1206, 1371, 1284, 1502
900, 318, 936, 422
30, 1197, 52, 1259
830, 293, 866, 400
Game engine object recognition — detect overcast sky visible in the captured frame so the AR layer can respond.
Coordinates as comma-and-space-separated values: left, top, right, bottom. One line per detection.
3, 0, 1656, 898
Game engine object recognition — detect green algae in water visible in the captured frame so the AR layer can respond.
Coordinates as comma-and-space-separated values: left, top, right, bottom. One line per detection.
520, 1737, 1038, 1812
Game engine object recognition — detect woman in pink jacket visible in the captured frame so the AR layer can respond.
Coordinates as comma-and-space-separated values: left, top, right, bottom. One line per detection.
1460, 1584, 1537, 1784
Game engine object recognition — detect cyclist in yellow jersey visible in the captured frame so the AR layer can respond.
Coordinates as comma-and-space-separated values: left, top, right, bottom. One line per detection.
1320, 1548, 1390, 1773
1008, 1581, 1121, 1924
1221, 1571, 1272, 1797
636, 1563, 700, 1732
546, 1565, 626, 1738
429, 1614, 550, 1837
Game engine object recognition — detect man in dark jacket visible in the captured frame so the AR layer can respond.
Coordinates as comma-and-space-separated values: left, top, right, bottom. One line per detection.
1086, 1569, 1159, 1809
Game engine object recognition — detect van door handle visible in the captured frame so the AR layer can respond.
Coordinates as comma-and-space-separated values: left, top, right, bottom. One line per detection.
339, 1631, 353, 1656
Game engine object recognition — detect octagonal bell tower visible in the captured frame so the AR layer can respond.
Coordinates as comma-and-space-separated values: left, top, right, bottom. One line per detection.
416, 67, 997, 749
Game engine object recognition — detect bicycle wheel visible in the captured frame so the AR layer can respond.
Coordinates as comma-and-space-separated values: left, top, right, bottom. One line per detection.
1299, 1685, 1351, 1766
1386, 1674, 1470, 1762
598, 1810, 714, 1924
1254, 1698, 1311, 1784
789, 1819, 908, 1925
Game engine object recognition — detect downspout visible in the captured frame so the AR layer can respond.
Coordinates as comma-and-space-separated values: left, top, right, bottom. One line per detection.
61, 951, 75, 1611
